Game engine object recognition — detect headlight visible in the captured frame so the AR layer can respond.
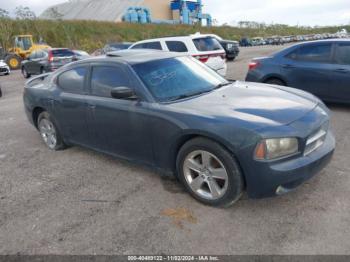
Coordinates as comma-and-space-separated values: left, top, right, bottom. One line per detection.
255, 138, 299, 160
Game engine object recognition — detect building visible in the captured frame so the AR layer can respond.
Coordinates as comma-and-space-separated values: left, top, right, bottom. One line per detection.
40, 0, 173, 22
40, 0, 212, 26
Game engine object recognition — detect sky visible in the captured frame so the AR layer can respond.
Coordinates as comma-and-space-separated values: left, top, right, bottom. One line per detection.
1, 0, 349, 26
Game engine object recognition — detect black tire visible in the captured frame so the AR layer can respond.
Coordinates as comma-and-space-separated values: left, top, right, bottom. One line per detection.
37, 111, 66, 151
5, 54, 22, 70
265, 78, 286, 86
22, 67, 31, 79
176, 137, 244, 208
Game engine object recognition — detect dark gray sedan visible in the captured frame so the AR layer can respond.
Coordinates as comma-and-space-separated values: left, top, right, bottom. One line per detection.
246, 39, 350, 104
21, 48, 76, 78
23, 50, 335, 207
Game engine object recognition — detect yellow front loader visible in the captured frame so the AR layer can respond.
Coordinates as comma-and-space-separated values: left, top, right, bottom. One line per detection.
3, 35, 50, 70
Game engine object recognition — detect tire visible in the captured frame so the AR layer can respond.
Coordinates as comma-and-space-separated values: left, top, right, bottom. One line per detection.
176, 137, 244, 208
22, 67, 31, 79
265, 78, 286, 86
5, 54, 22, 70
37, 112, 66, 151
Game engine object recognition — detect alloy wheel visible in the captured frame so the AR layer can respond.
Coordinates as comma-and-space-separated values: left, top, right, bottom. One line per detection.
183, 150, 229, 200
39, 118, 57, 149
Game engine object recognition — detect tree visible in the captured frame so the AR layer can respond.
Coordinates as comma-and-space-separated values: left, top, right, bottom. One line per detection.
0, 8, 13, 49
0, 8, 10, 18
15, 6, 36, 20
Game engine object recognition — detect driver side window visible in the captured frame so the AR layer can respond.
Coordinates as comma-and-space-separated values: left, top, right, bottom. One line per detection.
91, 66, 131, 98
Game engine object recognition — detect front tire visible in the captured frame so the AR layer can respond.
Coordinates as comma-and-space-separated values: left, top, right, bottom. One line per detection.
176, 137, 244, 207
37, 112, 66, 151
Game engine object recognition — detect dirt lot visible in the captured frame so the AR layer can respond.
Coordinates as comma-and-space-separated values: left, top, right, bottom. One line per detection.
0, 45, 349, 255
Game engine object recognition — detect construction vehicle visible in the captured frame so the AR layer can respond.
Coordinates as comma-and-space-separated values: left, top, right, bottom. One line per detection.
1, 35, 50, 70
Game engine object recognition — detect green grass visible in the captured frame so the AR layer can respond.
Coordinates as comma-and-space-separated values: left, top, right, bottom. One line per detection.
0, 19, 349, 52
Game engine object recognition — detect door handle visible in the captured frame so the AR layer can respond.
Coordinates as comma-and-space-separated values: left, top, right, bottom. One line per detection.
88, 105, 96, 109
282, 64, 295, 69
334, 68, 348, 73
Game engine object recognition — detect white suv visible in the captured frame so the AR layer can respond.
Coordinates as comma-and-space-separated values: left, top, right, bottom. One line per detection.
128, 34, 227, 77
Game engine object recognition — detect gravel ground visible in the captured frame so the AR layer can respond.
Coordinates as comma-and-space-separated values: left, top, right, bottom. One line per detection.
0, 45, 349, 255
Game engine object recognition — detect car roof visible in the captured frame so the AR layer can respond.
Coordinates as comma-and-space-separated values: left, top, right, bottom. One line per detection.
73, 49, 183, 66
132, 34, 217, 44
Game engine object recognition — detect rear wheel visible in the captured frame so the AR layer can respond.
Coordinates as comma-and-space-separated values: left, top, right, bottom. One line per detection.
177, 137, 244, 207
5, 54, 22, 70
37, 112, 66, 151
22, 67, 31, 79
265, 78, 286, 86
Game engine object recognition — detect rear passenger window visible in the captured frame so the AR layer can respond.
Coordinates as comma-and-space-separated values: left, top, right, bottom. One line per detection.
145, 42, 162, 50
58, 67, 87, 94
131, 42, 162, 50
193, 37, 222, 52
335, 43, 350, 65
297, 44, 332, 63
91, 66, 129, 98
166, 41, 188, 52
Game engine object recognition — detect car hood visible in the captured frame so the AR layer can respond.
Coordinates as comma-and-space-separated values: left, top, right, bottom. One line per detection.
167, 81, 318, 129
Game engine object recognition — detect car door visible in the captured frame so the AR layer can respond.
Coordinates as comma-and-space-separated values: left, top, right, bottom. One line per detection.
32, 50, 47, 74
85, 63, 154, 164
281, 43, 334, 99
26, 51, 37, 74
331, 42, 350, 102
52, 66, 91, 146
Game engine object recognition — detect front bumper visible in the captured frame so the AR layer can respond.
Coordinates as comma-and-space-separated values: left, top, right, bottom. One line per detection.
244, 131, 335, 199
0, 66, 10, 75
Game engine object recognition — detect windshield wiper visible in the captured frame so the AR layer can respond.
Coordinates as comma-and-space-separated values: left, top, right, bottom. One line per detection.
215, 82, 232, 89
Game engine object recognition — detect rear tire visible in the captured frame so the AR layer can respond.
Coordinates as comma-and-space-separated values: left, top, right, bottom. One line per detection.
37, 112, 66, 151
22, 67, 31, 79
265, 78, 286, 86
176, 137, 244, 208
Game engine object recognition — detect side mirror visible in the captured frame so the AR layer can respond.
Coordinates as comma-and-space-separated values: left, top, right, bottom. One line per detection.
111, 86, 135, 99
27, 57, 31, 61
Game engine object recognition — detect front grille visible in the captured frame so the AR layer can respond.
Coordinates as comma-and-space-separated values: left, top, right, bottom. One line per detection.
304, 123, 328, 156
0, 67, 7, 73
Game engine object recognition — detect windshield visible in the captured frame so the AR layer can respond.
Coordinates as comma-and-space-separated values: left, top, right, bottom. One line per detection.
132, 56, 229, 102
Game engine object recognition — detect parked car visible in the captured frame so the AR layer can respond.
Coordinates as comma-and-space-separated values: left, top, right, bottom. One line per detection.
72, 50, 90, 60
21, 48, 77, 78
200, 34, 240, 61
103, 42, 133, 54
246, 39, 350, 104
251, 37, 265, 46
23, 50, 335, 207
0, 59, 10, 75
128, 35, 227, 77
239, 38, 252, 47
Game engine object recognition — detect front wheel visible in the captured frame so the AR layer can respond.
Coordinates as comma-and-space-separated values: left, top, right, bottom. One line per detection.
37, 112, 66, 151
177, 138, 244, 208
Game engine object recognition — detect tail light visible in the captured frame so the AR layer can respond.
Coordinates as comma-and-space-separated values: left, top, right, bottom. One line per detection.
249, 61, 260, 70
193, 52, 226, 63
48, 51, 54, 62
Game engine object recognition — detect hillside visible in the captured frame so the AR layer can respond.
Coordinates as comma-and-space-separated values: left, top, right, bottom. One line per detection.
0, 19, 349, 52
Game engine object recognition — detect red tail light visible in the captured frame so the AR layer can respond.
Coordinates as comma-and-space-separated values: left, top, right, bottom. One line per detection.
249, 61, 260, 70
194, 55, 209, 63
193, 53, 226, 63
48, 51, 54, 62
